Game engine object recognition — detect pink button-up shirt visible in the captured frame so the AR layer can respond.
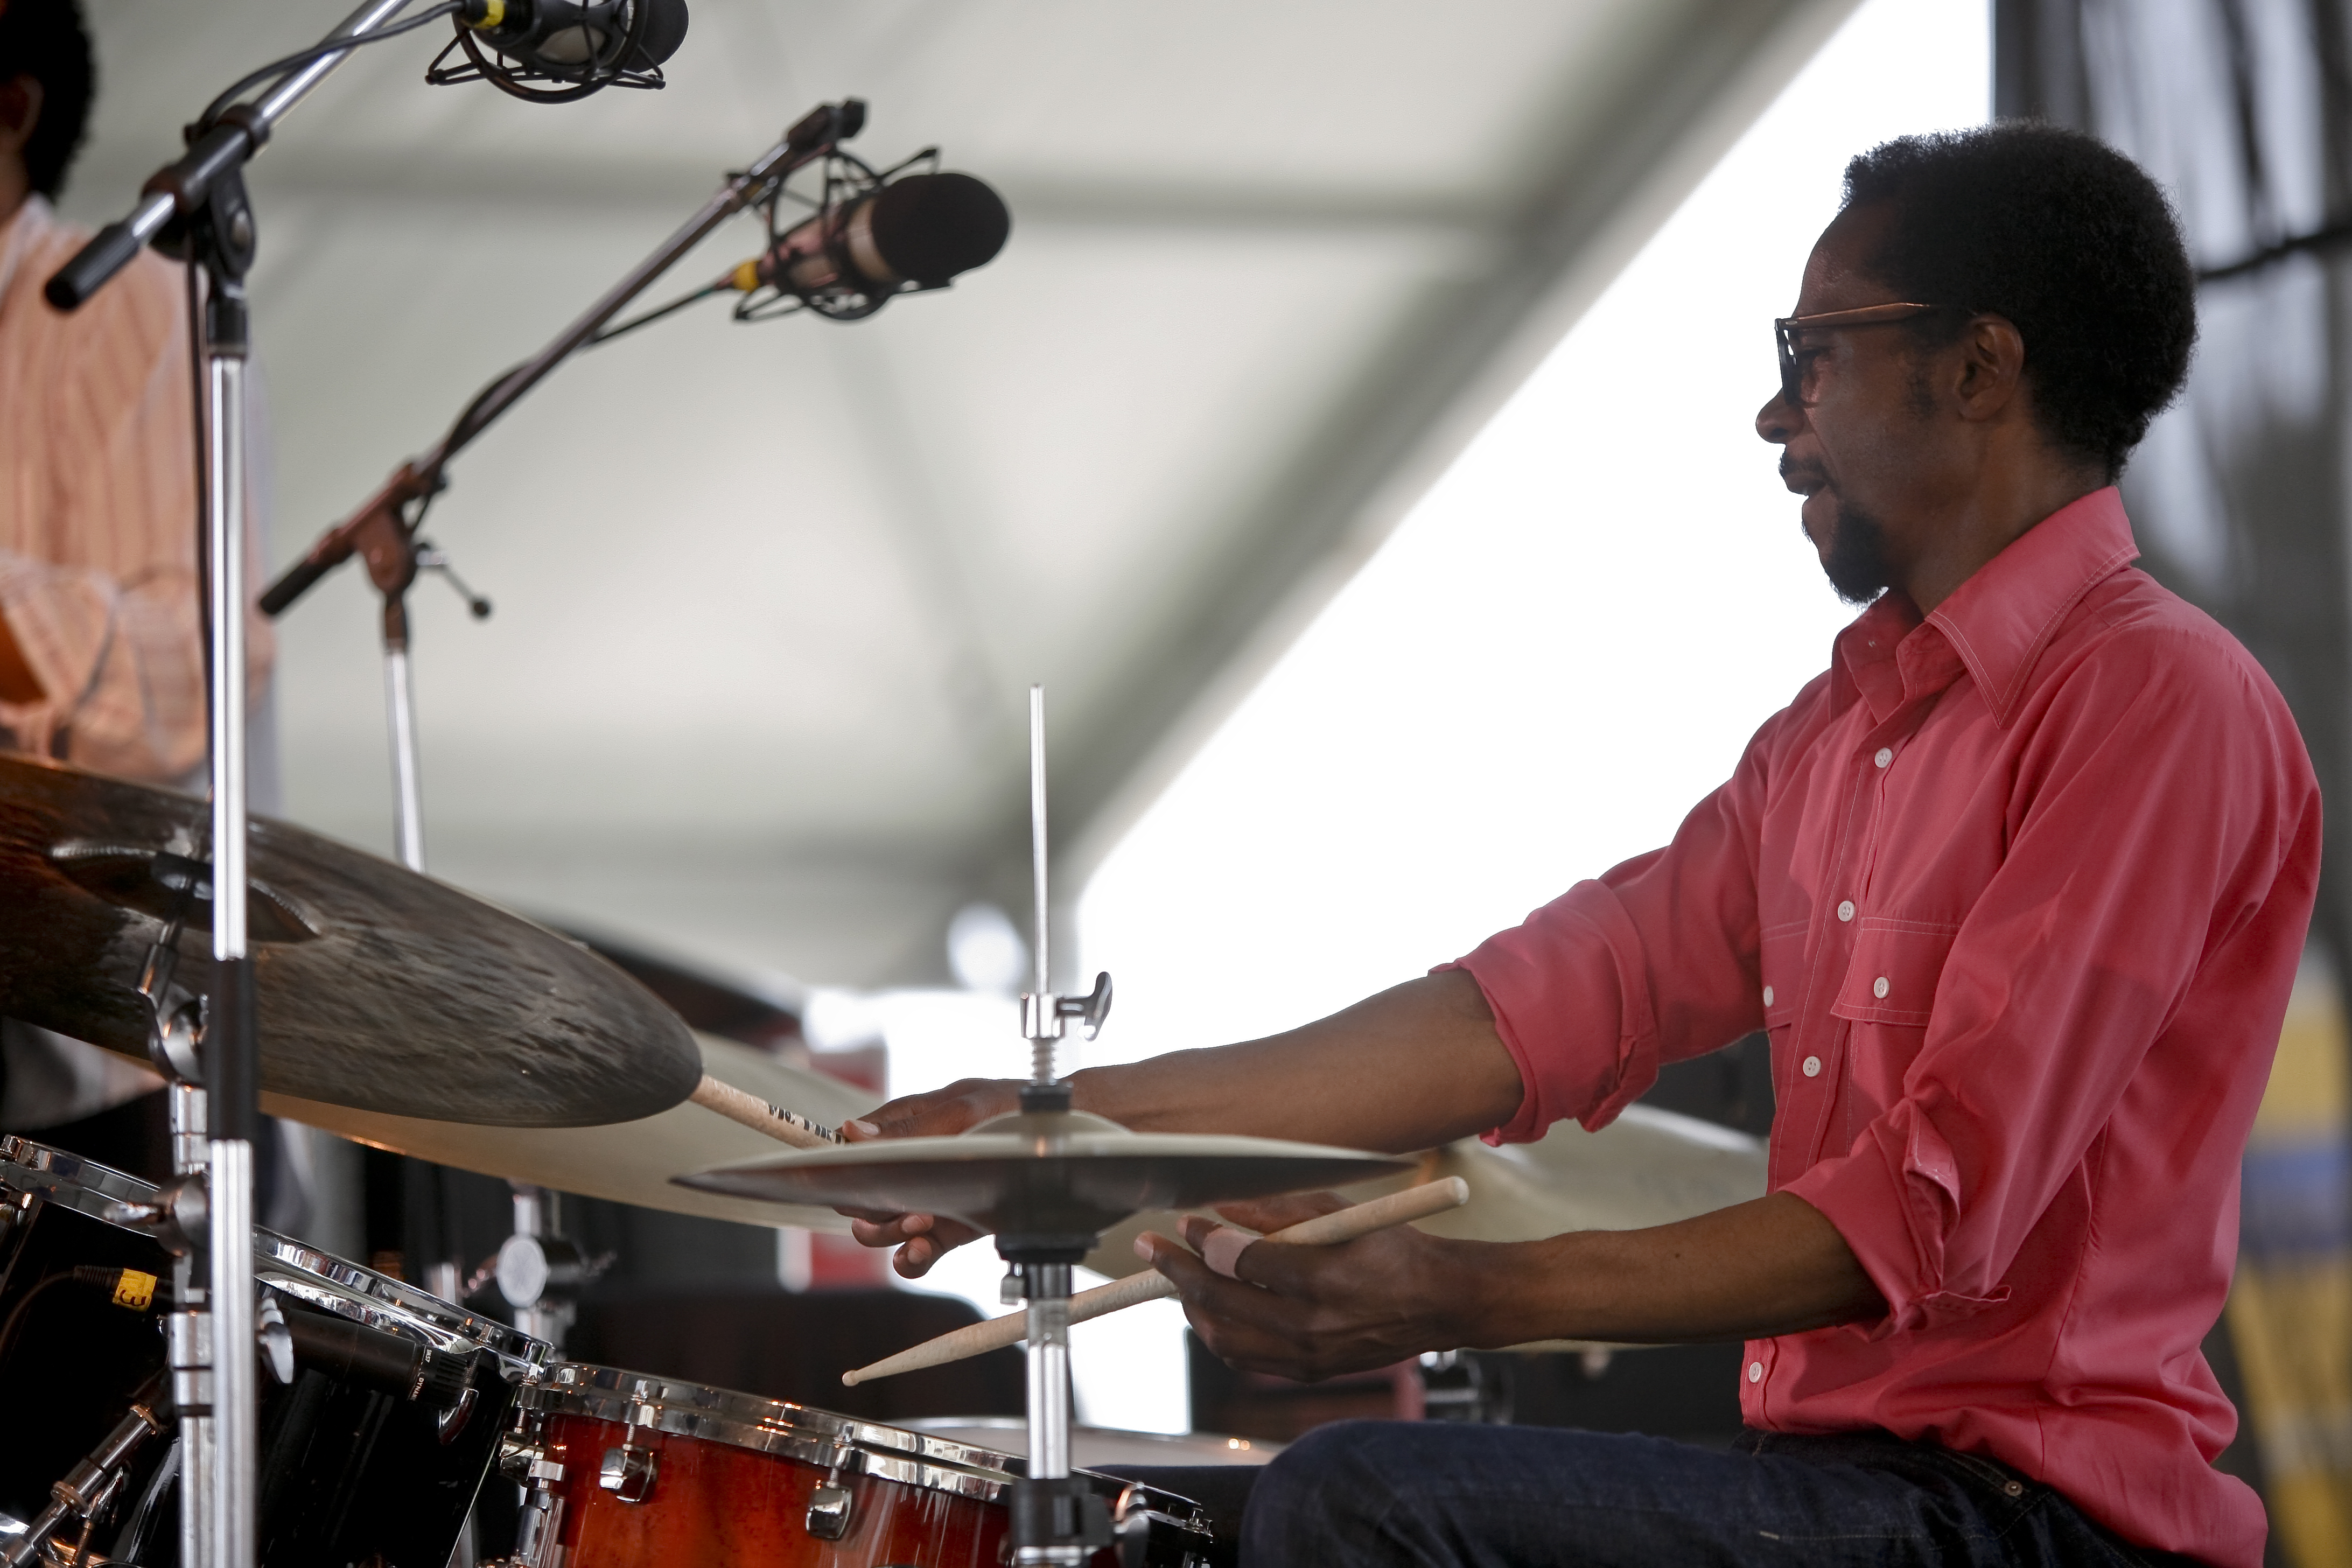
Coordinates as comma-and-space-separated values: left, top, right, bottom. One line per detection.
1453, 489, 2317, 1566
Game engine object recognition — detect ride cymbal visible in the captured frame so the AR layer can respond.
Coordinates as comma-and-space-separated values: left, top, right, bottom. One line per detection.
0, 754, 700, 1125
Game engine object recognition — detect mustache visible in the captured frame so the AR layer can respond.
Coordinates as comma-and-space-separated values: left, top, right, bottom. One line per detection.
1779, 454, 1827, 491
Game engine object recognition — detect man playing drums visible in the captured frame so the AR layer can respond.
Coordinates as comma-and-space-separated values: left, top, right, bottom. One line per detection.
847, 123, 2312, 1568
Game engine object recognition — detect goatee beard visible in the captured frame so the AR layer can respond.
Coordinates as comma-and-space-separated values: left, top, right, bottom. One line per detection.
1819, 505, 1893, 605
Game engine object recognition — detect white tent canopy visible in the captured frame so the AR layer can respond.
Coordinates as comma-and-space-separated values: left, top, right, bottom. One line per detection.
64, 0, 1857, 990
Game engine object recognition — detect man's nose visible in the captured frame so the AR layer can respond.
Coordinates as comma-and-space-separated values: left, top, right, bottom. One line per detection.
1756, 388, 1803, 445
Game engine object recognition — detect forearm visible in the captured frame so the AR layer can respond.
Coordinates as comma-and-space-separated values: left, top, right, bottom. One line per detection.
1448, 1191, 1886, 1347
1069, 970, 1525, 1152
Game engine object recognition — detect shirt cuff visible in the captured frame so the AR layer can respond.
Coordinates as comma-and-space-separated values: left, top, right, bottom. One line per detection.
1782, 1108, 2011, 1338
1445, 879, 1661, 1145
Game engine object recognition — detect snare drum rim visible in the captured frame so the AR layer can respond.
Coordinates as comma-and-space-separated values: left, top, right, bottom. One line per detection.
0, 1137, 550, 1376
523, 1363, 1208, 1527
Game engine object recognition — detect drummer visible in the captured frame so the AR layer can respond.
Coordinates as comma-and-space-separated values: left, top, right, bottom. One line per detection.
844, 124, 2307, 1568
0, 0, 277, 1167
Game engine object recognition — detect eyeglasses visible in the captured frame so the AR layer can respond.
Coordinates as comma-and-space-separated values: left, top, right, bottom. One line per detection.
1774, 302, 1950, 407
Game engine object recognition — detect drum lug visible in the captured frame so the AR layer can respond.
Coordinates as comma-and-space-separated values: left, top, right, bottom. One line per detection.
597, 1444, 657, 1504
804, 1483, 853, 1540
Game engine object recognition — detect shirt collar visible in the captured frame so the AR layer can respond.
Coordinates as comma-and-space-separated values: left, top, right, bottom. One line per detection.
1923, 487, 2139, 725
1830, 488, 2139, 727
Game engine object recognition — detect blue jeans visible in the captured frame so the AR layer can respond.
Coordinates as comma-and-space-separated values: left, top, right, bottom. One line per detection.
1115, 1423, 2207, 1567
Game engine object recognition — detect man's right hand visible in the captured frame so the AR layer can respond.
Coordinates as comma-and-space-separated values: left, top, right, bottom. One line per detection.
841, 1076, 1022, 1278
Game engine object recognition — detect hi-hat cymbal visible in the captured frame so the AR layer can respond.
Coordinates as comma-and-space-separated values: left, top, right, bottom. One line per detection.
0, 754, 701, 1125
1082, 1103, 1768, 1279
677, 1108, 1411, 1242
270, 1033, 882, 1232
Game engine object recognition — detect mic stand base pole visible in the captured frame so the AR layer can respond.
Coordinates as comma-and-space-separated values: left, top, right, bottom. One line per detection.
193, 180, 260, 1568
382, 592, 425, 873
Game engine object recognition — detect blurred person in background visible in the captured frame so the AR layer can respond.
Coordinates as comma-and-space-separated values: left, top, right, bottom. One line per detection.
0, 0, 279, 1186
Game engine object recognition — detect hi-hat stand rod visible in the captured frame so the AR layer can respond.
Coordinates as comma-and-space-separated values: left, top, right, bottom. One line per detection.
43, 0, 422, 312
1027, 685, 1053, 1083
1016, 687, 1112, 1089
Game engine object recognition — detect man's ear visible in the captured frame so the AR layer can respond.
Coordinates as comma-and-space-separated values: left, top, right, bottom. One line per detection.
1950, 313, 2027, 424
0, 75, 43, 154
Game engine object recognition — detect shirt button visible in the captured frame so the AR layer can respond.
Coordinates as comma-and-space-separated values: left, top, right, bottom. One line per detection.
1874, 747, 1893, 769
1837, 900, 1854, 922
1762, 985, 1774, 1007
1748, 1361, 1763, 1383
1802, 1055, 1822, 1078
1873, 976, 1889, 999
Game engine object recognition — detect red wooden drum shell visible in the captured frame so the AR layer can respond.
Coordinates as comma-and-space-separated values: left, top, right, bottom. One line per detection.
515, 1365, 1214, 1568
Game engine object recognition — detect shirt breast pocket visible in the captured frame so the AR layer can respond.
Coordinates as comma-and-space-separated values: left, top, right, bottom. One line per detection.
1831, 918, 1958, 1028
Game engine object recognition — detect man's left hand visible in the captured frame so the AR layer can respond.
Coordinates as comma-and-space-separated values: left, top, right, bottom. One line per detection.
1136, 1190, 1473, 1382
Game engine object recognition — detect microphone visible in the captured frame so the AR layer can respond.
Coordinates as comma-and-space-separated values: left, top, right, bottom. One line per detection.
435, 0, 688, 101
730, 171, 1010, 319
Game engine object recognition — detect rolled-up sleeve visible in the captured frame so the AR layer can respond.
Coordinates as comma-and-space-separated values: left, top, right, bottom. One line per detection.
1448, 712, 1781, 1142
1783, 626, 2318, 1332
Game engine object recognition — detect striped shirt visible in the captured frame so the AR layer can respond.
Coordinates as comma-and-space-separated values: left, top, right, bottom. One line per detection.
0, 194, 274, 783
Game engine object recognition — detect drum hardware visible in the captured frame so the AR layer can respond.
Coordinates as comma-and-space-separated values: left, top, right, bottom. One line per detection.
802, 1460, 852, 1538
594, 1444, 657, 1504
499, 1429, 569, 1568
0, 1139, 552, 1568
1416, 1348, 1514, 1425
1, 1371, 170, 1568
494, 1186, 611, 1352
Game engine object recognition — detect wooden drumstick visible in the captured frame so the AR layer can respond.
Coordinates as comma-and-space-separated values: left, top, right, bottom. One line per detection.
691, 1073, 843, 1150
840, 1175, 1472, 1387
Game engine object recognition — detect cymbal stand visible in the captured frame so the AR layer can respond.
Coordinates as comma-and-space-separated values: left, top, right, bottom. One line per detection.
1005, 685, 1116, 1566
47, 6, 438, 1565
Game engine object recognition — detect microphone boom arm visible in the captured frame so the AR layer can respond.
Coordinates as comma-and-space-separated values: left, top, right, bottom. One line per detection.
258, 97, 866, 618
45, 0, 429, 311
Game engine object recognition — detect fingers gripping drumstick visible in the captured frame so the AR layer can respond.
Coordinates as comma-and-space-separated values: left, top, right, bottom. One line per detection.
839, 1176, 1472, 1387
690, 1074, 843, 1150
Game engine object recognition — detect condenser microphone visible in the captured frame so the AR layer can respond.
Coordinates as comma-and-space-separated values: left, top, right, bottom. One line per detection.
440, 0, 688, 97
734, 172, 1011, 302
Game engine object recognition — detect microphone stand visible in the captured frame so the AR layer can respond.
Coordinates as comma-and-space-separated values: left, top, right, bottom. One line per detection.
44, 7, 429, 1568
257, 98, 870, 873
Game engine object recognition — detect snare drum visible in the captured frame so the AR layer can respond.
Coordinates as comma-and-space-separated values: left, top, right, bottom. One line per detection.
0, 1136, 550, 1567
507, 1363, 1217, 1567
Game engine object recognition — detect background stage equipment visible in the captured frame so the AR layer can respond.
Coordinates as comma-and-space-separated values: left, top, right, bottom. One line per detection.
254, 100, 1003, 878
